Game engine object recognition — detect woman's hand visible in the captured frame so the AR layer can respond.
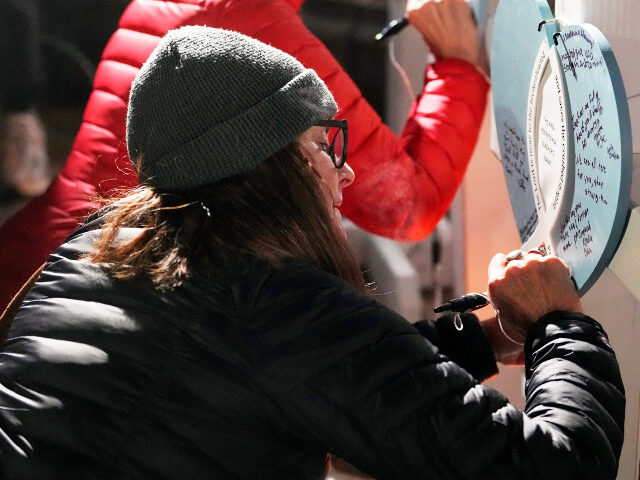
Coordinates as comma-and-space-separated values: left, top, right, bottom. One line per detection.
406, 0, 479, 66
487, 251, 582, 338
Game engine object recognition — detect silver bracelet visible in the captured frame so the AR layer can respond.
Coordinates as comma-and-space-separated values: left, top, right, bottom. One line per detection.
477, 293, 525, 346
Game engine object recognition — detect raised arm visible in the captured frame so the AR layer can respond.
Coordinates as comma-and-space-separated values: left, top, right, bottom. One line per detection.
218, 0, 489, 240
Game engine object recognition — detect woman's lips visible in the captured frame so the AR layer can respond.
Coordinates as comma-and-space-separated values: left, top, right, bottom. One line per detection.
333, 203, 342, 219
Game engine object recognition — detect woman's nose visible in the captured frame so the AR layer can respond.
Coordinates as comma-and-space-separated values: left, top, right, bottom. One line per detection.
339, 162, 355, 188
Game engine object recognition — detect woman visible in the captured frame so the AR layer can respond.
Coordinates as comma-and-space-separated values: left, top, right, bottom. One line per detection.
0, 27, 623, 479
0, 0, 488, 311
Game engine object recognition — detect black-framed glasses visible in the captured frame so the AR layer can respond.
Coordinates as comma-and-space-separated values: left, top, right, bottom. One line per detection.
315, 119, 348, 169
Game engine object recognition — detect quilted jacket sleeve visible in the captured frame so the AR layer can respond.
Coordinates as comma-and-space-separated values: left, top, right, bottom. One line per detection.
247, 264, 624, 480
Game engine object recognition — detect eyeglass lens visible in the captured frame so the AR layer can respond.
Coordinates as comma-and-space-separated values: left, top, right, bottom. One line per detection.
329, 127, 345, 168
315, 119, 347, 168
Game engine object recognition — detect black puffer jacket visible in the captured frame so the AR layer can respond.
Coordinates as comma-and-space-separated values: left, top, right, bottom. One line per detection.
0, 218, 625, 479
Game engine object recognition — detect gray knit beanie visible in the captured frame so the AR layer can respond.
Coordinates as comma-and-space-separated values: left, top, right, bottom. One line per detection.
126, 26, 337, 191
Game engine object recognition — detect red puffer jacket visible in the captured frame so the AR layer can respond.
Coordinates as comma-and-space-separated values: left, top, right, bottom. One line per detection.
0, 0, 488, 310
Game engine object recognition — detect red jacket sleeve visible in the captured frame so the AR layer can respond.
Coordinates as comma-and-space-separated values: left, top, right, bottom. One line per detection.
0, 0, 488, 310
351, 59, 489, 240
216, 0, 489, 240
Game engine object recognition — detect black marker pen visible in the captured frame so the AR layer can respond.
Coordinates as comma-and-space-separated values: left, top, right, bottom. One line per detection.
374, 15, 409, 42
375, 5, 476, 42
434, 292, 489, 313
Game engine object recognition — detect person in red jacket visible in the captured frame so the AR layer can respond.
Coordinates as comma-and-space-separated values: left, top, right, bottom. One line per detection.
0, 0, 488, 310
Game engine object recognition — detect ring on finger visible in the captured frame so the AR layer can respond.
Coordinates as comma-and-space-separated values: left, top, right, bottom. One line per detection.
527, 243, 547, 256
505, 249, 524, 263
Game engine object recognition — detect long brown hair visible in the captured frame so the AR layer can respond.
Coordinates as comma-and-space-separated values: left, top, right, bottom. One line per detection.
85, 143, 366, 292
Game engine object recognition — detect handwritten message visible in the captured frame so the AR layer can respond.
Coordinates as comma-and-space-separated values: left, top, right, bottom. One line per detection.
559, 30, 604, 73
573, 90, 606, 149
502, 121, 537, 241
577, 153, 608, 206
558, 83, 620, 260
502, 121, 529, 192
559, 202, 593, 257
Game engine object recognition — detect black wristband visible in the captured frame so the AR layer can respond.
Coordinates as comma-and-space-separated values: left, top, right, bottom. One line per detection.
415, 313, 498, 382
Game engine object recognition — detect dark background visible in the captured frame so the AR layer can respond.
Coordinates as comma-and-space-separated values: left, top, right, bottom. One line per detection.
38, 0, 388, 113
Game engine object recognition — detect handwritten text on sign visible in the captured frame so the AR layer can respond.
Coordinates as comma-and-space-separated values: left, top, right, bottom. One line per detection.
502, 121, 537, 240
556, 24, 623, 279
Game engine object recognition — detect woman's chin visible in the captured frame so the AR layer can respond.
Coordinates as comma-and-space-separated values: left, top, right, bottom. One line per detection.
333, 207, 347, 240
